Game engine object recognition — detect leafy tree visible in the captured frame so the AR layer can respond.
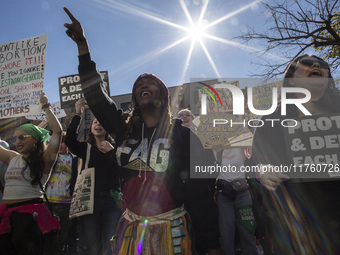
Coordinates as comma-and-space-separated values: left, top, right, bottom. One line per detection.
239, 0, 340, 78
317, 11, 340, 66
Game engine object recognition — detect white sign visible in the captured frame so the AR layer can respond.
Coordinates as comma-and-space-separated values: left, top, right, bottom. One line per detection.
26, 101, 66, 120
0, 34, 47, 119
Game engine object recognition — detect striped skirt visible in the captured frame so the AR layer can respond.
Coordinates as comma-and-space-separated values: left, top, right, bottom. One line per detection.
112, 205, 194, 255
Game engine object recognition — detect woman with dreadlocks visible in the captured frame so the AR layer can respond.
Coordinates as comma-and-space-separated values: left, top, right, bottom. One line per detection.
63, 7, 220, 255
0, 92, 62, 255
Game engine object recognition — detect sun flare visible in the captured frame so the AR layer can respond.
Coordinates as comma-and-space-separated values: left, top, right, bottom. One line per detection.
186, 23, 206, 41
95, 0, 266, 82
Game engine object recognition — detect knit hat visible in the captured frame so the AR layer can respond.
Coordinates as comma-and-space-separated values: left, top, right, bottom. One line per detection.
132, 73, 169, 107
16, 124, 50, 143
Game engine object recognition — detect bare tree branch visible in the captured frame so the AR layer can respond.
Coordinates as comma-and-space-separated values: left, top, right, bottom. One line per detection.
236, 0, 340, 78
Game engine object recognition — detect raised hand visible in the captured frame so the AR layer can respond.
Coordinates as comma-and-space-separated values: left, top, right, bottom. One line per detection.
75, 98, 86, 115
257, 164, 290, 191
99, 141, 114, 153
40, 91, 48, 105
63, 6, 89, 55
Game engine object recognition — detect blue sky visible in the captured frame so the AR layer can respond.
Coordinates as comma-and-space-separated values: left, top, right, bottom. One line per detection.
1, 0, 292, 103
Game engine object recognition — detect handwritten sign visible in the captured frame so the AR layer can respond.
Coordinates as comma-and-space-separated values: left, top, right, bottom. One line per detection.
250, 81, 282, 113
0, 34, 47, 119
26, 101, 66, 120
199, 81, 239, 113
284, 114, 340, 179
59, 71, 110, 109
196, 112, 253, 149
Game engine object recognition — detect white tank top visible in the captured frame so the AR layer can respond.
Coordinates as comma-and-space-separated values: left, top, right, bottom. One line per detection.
3, 155, 50, 200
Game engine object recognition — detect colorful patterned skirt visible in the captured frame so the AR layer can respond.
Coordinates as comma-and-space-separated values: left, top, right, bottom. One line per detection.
112, 205, 194, 255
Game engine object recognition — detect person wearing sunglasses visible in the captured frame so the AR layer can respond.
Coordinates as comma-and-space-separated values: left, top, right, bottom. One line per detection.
250, 55, 340, 254
0, 92, 63, 255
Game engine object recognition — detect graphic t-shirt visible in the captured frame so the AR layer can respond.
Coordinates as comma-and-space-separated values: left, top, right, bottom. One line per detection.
45, 154, 73, 203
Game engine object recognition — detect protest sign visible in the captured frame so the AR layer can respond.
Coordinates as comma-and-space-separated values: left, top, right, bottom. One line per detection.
0, 34, 47, 119
284, 113, 340, 179
250, 81, 282, 113
26, 101, 66, 120
59, 71, 109, 109
198, 81, 239, 113
195, 112, 253, 149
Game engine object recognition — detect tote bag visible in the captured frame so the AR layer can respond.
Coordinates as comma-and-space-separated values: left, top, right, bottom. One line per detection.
69, 144, 95, 218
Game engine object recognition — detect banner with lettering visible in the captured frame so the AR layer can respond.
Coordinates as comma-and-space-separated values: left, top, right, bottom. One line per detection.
283, 114, 340, 180
198, 81, 239, 113
0, 34, 47, 119
195, 112, 253, 149
251, 81, 282, 113
59, 71, 110, 109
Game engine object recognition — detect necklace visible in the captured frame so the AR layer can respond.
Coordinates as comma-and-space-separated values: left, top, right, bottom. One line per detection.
139, 123, 157, 183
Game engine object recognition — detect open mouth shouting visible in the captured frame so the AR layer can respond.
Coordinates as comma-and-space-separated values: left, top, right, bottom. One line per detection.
93, 126, 103, 132
309, 69, 323, 78
141, 91, 151, 97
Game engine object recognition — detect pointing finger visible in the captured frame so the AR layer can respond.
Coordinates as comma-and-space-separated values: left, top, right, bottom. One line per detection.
63, 6, 78, 23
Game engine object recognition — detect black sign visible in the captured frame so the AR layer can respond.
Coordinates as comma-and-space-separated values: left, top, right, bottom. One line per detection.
284, 113, 340, 180
58, 71, 109, 109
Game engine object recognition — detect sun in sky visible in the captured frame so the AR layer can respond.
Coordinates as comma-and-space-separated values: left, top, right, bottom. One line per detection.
94, 0, 267, 84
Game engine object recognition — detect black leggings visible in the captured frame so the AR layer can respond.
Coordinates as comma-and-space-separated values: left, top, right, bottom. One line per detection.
0, 212, 45, 255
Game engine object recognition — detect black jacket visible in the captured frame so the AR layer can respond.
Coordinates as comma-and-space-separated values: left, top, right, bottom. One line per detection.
65, 115, 121, 192
77, 52, 219, 252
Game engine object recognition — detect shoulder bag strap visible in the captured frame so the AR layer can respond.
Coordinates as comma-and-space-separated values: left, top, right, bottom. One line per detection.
85, 143, 91, 169
38, 180, 54, 214
77, 143, 92, 174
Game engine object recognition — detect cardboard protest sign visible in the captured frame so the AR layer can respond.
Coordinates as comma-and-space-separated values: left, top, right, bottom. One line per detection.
198, 81, 239, 113
26, 101, 66, 120
0, 34, 47, 119
195, 112, 253, 149
250, 81, 282, 113
59, 71, 109, 109
284, 114, 340, 179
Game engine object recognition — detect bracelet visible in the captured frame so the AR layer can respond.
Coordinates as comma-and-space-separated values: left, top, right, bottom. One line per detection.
42, 103, 51, 110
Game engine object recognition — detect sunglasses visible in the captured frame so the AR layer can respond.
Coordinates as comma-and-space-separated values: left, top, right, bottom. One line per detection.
178, 113, 191, 117
297, 59, 329, 70
14, 134, 33, 141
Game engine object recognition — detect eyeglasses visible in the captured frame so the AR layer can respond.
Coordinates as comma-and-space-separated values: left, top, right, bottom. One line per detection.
297, 59, 329, 70
14, 134, 33, 141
